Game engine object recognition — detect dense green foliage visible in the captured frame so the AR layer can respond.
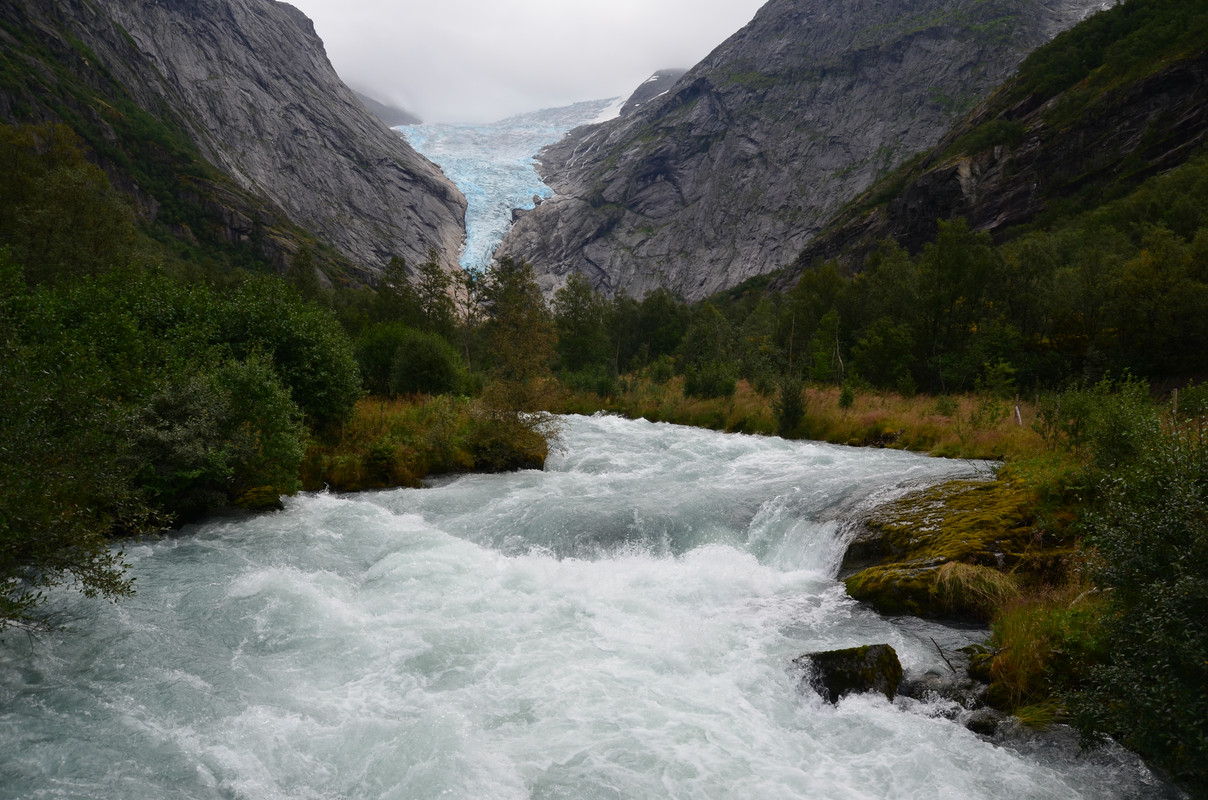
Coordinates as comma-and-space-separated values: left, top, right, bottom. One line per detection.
388, 328, 462, 397
1007, 0, 1208, 111
1010, 379, 1208, 793
1066, 401, 1208, 790
0, 124, 361, 631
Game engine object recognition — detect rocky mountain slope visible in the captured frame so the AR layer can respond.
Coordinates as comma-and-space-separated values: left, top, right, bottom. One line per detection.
355, 91, 423, 127
0, 0, 464, 278
497, 0, 1110, 301
777, 0, 1208, 283
620, 70, 687, 117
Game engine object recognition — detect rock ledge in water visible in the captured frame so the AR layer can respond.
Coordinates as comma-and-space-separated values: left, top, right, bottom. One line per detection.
795, 644, 903, 703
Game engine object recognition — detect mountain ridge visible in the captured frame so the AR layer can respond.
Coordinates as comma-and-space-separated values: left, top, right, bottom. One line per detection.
0, 0, 465, 279
496, 0, 1112, 301
774, 0, 1208, 284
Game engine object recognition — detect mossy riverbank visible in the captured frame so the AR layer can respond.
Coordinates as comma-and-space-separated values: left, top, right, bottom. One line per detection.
551, 377, 1095, 727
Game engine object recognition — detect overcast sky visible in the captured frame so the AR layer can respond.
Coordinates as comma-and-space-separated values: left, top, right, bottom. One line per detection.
286, 0, 768, 123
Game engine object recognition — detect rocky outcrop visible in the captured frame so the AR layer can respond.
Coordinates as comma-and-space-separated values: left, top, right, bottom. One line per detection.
0, 0, 464, 277
619, 69, 687, 117
497, 0, 1109, 301
777, 33, 1208, 282
795, 644, 903, 702
839, 478, 1075, 621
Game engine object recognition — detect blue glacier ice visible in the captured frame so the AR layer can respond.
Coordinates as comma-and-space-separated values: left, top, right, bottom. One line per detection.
399, 98, 620, 272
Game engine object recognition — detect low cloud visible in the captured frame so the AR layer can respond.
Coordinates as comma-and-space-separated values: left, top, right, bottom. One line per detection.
287, 0, 767, 123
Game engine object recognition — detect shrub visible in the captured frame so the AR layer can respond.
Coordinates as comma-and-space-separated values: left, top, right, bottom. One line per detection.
562, 366, 617, 397
1072, 420, 1208, 791
684, 361, 737, 399
389, 327, 461, 397
773, 374, 806, 437
219, 277, 362, 429
647, 354, 675, 385
1176, 380, 1208, 420
355, 321, 412, 395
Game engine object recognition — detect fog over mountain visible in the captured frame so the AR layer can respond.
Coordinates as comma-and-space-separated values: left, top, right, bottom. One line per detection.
286, 0, 767, 122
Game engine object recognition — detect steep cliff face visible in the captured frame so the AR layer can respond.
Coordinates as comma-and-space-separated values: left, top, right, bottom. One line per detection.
355, 91, 423, 127
620, 70, 687, 117
497, 0, 1108, 300
0, 0, 464, 276
778, 3, 1208, 282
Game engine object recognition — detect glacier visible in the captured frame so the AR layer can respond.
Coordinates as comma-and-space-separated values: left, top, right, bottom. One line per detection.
398, 98, 619, 272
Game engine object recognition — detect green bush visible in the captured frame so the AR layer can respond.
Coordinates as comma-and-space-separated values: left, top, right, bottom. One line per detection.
562, 366, 617, 397
219, 277, 362, 429
1177, 381, 1208, 419
389, 327, 462, 397
212, 353, 307, 497
0, 256, 141, 630
773, 374, 806, 437
1073, 419, 1208, 793
684, 361, 737, 399
647, 355, 675, 385
355, 321, 412, 395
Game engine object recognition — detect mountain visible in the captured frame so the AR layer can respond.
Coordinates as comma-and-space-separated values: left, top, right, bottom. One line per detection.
355, 91, 423, 127
620, 69, 687, 117
0, 0, 465, 280
496, 0, 1110, 301
776, 0, 1208, 283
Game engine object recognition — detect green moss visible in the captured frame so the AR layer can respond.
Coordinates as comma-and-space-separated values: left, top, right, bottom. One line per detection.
844, 478, 1071, 619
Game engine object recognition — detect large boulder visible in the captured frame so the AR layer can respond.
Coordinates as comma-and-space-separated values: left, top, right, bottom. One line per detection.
795, 644, 903, 703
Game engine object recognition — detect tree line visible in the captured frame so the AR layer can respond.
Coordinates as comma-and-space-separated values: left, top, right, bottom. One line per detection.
534, 150, 1208, 414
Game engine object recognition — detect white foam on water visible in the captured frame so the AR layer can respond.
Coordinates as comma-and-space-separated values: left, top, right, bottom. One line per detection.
0, 415, 1174, 798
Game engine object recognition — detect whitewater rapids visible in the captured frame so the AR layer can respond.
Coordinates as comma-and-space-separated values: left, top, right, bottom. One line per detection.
0, 415, 1173, 798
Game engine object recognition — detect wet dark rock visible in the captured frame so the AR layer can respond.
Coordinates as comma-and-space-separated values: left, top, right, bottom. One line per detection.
899, 668, 989, 710
965, 708, 1004, 736
795, 644, 903, 703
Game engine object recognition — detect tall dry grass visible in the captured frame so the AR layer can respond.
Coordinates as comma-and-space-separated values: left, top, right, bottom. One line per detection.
553, 378, 1047, 461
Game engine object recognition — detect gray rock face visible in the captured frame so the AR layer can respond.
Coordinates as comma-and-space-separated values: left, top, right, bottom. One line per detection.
777, 35, 1208, 284
620, 69, 687, 117
42, 0, 465, 275
498, 0, 1109, 301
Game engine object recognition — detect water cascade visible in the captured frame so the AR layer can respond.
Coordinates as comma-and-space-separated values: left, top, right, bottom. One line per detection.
0, 415, 1173, 798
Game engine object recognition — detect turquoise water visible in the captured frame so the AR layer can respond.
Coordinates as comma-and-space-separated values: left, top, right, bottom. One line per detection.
0, 416, 1174, 798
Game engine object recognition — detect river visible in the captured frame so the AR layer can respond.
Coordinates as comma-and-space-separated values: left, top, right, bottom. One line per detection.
0, 415, 1174, 798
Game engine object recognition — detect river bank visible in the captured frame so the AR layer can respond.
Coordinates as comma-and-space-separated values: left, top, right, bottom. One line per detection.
550, 374, 1207, 794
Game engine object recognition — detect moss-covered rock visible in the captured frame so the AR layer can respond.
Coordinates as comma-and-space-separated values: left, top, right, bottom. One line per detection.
795, 644, 903, 703
842, 478, 1073, 620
